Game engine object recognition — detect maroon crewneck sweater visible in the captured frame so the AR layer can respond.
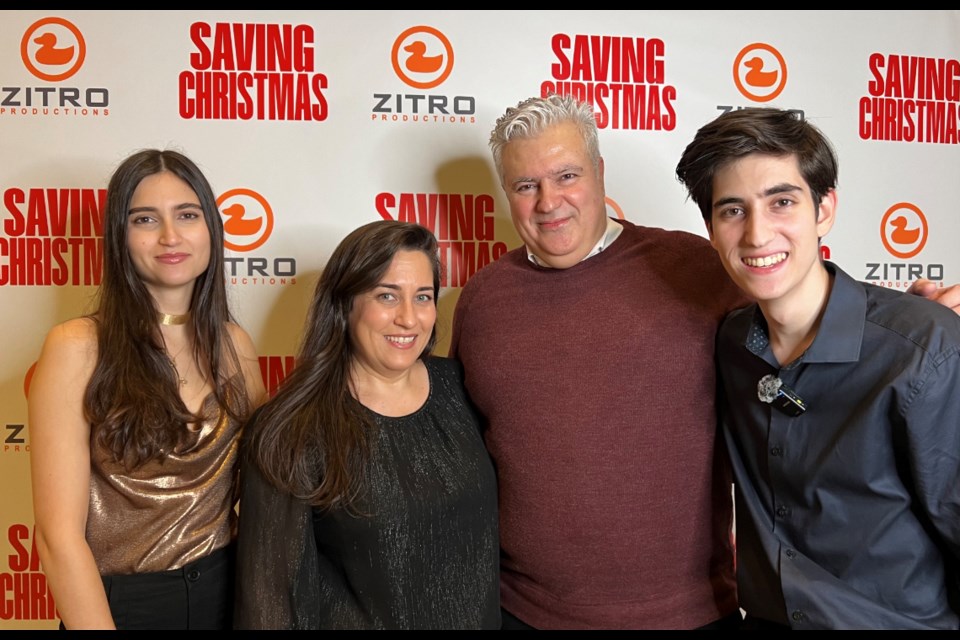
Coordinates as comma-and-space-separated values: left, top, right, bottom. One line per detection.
451, 220, 747, 629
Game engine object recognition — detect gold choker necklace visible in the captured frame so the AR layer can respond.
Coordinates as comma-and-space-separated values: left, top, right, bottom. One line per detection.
159, 312, 191, 326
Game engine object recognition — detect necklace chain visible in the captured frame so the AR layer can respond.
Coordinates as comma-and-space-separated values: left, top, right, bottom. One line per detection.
167, 356, 187, 387
168, 355, 187, 386
160, 310, 190, 385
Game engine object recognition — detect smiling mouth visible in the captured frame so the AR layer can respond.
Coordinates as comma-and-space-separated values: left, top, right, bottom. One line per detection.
742, 252, 787, 268
538, 217, 570, 230
157, 254, 189, 263
386, 336, 415, 345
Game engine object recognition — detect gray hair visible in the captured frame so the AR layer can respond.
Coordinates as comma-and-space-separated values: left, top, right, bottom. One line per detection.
489, 93, 601, 184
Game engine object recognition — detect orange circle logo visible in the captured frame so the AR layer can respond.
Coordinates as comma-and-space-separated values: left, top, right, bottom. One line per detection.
24, 361, 37, 399
21, 17, 86, 82
391, 26, 454, 90
733, 43, 787, 103
880, 202, 927, 259
217, 188, 275, 252
604, 196, 625, 220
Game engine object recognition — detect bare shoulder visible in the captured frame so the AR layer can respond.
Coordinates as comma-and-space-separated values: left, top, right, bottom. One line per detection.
30, 317, 98, 408
225, 321, 267, 405
39, 317, 98, 365
225, 321, 258, 358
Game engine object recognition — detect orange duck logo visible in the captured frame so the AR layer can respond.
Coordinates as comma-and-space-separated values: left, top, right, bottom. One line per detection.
733, 43, 787, 103
33, 31, 75, 66
391, 26, 454, 90
888, 215, 921, 245
743, 56, 778, 88
403, 40, 443, 74
881, 203, 928, 260
21, 17, 86, 81
221, 202, 264, 237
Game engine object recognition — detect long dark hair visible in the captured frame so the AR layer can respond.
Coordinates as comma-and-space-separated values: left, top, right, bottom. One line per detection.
246, 220, 440, 512
85, 148, 250, 469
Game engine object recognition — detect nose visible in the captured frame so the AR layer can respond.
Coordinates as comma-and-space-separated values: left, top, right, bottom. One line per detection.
535, 181, 561, 214
743, 211, 773, 247
394, 298, 416, 328
159, 219, 181, 245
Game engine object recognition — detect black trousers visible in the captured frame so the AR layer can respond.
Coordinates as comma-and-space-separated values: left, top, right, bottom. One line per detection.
95, 545, 234, 630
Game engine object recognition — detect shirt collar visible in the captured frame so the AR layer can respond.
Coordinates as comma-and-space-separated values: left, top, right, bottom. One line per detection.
743, 261, 864, 367
526, 217, 624, 268
803, 262, 865, 363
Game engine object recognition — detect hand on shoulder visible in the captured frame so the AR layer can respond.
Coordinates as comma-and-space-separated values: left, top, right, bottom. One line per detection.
907, 279, 960, 316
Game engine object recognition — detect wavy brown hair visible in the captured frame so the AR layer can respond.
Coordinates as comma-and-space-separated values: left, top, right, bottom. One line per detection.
85, 149, 250, 469
245, 220, 440, 513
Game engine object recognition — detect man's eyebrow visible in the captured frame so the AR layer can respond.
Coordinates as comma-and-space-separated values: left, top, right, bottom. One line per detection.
712, 183, 803, 209
510, 164, 583, 186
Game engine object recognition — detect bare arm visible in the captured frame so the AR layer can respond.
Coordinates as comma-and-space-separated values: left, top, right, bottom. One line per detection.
28, 318, 115, 629
228, 322, 267, 410
907, 279, 960, 315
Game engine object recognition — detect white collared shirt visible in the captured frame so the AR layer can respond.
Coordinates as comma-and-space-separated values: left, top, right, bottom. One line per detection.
526, 217, 624, 268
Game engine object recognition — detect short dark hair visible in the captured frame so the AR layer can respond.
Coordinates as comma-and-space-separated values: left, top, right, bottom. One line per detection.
490, 93, 601, 185
675, 108, 838, 222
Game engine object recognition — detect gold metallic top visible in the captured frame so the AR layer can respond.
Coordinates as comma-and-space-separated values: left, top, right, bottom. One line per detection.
86, 392, 241, 575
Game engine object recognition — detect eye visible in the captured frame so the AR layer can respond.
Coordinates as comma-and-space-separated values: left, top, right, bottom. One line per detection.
180, 210, 202, 220
416, 293, 434, 303
129, 215, 155, 225
717, 206, 744, 219
377, 292, 397, 302
515, 183, 535, 194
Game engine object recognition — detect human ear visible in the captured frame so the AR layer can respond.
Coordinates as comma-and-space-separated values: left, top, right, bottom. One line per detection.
816, 189, 837, 238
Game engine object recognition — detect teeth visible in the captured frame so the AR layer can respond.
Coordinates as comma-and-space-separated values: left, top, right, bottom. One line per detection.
387, 336, 415, 344
743, 252, 787, 268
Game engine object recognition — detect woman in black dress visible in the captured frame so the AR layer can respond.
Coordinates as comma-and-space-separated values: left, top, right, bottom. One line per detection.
234, 220, 499, 629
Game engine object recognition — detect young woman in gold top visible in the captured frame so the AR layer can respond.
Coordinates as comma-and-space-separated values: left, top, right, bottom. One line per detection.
28, 149, 266, 630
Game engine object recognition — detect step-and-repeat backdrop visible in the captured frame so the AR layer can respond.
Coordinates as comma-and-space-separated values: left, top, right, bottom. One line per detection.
2, 10, 958, 628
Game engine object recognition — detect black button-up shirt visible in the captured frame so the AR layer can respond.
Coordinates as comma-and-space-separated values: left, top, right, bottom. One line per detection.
717, 262, 960, 629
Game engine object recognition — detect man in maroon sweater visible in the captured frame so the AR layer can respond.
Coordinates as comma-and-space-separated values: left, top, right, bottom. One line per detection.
449, 94, 960, 630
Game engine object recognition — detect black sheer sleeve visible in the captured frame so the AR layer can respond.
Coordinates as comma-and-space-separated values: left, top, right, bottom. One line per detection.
234, 454, 320, 629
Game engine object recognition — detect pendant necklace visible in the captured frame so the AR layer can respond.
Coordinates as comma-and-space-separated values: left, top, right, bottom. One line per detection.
159, 310, 191, 385
169, 356, 187, 387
